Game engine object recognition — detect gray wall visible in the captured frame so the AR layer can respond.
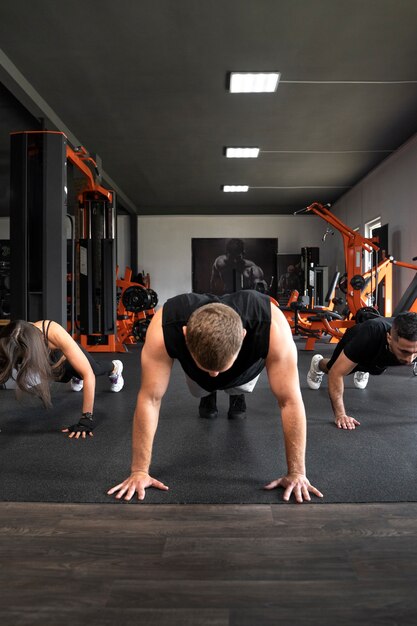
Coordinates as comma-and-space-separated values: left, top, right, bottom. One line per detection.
136, 214, 328, 306
116, 215, 131, 276
133, 132, 417, 309
4, 132, 416, 313
331, 132, 417, 308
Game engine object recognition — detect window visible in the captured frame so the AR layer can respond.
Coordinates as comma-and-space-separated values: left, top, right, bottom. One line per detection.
364, 217, 381, 273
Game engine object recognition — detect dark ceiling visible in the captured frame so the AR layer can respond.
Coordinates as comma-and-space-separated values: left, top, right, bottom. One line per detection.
1, 0, 417, 216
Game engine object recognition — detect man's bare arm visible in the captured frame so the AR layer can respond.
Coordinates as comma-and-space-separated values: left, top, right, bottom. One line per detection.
130, 321, 173, 473
328, 351, 361, 430
264, 305, 323, 501
108, 309, 173, 500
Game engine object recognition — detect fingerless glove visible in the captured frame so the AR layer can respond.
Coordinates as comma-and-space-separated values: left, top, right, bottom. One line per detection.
67, 412, 94, 433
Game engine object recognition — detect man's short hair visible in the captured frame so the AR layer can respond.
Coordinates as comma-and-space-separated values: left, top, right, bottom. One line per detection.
392, 312, 417, 341
185, 303, 244, 371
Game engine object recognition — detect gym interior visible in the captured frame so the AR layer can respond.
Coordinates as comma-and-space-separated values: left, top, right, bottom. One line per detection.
1, 2, 417, 624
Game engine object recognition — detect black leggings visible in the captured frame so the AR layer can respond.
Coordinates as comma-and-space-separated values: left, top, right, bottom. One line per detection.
58, 347, 114, 383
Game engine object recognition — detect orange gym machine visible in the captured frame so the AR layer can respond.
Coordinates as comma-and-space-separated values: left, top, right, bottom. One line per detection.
286, 201, 391, 349
390, 257, 417, 314
299, 202, 389, 315
116, 267, 158, 345
68, 147, 159, 349
66, 144, 124, 352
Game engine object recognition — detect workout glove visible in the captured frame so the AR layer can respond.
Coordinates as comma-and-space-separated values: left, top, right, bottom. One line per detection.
67, 412, 95, 434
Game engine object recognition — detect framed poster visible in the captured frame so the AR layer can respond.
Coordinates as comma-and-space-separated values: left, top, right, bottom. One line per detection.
192, 238, 278, 296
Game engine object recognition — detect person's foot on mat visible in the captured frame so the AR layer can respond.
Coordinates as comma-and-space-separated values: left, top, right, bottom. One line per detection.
228, 394, 246, 420
70, 377, 83, 392
353, 371, 369, 389
307, 354, 324, 390
109, 360, 124, 392
199, 392, 218, 419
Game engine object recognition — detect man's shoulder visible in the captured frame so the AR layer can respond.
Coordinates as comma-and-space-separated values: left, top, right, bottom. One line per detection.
361, 317, 392, 332
353, 317, 391, 343
221, 290, 271, 323
163, 293, 215, 322
222, 289, 269, 304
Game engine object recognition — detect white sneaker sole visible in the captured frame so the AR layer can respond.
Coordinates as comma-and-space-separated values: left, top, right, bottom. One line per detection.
110, 376, 124, 392
307, 354, 324, 390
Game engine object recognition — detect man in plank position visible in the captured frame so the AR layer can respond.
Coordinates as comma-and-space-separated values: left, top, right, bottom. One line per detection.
307, 312, 417, 429
108, 290, 322, 503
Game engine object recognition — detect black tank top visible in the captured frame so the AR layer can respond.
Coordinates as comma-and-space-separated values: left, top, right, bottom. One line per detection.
40, 320, 63, 365
162, 290, 271, 392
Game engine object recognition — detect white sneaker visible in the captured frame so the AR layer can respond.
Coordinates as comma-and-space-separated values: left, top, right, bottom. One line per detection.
4, 368, 18, 389
353, 371, 369, 389
4, 377, 17, 390
109, 360, 124, 392
71, 377, 83, 392
307, 354, 324, 390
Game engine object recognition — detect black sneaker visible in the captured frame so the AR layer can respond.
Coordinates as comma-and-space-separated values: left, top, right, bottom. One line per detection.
228, 394, 246, 420
199, 392, 218, 419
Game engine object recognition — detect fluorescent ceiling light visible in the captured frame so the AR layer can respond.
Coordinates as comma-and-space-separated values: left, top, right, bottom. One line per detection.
229, 72, 280, 93
222, 185, 249, 192
225, 147, 260, 158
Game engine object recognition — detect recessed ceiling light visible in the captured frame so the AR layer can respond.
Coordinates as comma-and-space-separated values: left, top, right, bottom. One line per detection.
229, 72, 280, 93
222, 185, 249, 192
225, 147, 260, 158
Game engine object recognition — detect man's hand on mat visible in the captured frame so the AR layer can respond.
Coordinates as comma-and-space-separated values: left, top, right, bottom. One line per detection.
334, 414, 361, 430
107, 471, 169, 501
263, 473, 323, 503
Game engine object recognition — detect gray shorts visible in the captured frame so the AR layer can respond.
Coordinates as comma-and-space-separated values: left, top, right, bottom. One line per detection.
185, 374, 260, 398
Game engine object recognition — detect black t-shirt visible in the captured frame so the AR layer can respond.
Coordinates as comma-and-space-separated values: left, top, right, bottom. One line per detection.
333, 317, 403, 375
162, 290, 271, 392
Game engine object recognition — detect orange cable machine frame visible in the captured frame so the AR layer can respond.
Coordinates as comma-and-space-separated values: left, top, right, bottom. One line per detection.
286, 202, 391, 349
66, 144, 124, 352
67, 145, 157, 352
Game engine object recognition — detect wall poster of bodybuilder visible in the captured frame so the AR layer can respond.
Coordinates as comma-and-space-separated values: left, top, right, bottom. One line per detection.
192, 237, 278, 297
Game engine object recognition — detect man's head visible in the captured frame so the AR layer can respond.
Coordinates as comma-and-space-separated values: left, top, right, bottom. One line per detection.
184, 303, 245, 374
387, 312, 417, 364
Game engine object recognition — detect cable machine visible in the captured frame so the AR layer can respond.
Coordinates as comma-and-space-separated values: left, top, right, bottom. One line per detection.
9, 130, 122, 351
66, 145, 123, 352
297, 202, 390, 316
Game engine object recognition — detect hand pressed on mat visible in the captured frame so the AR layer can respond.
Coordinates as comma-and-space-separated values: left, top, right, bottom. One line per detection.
107, 470, 169, 501
334, 414, 361, 430
264, 473, 323, 503
62, 412, 95, 439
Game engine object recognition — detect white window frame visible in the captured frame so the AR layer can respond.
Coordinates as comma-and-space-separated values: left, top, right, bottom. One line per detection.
364, 217, 381, 273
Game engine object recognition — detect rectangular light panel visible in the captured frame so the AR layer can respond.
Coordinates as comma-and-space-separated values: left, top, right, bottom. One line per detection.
229, 72, 280, 93
222, 185, 249, 192
225, 147, 260, 158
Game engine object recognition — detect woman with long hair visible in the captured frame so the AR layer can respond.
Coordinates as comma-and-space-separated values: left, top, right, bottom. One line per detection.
0, 320, 124, 439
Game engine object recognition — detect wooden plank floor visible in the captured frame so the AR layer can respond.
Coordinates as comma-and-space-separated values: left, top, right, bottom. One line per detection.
1, 502, 417, 625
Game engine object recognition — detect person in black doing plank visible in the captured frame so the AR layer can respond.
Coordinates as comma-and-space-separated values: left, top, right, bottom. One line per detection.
307, 312, 417, 429
0, 319, 124, 438
108, 290, 323, 503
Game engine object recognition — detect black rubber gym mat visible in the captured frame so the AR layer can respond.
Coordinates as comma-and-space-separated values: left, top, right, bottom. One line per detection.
0, 343, 416, 504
